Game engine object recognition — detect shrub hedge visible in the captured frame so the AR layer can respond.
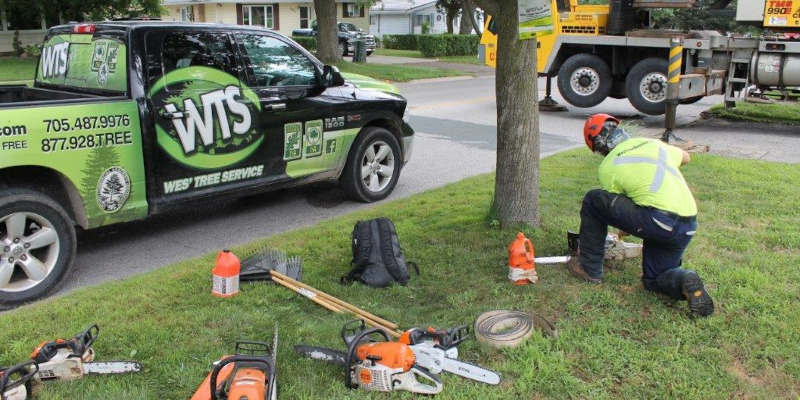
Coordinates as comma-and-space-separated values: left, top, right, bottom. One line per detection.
417, 34, 479, 57
291, 36, 317, 52
382, 34, 419, 50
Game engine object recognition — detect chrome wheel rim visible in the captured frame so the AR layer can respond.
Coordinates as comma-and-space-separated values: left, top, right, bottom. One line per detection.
570, 67, 600, 96
639, 72, 667, 103
360, 141, 395, 193
0, 212, 60, 292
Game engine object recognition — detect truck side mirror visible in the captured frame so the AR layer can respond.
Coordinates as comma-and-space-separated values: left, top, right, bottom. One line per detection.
321, 65, 345, 88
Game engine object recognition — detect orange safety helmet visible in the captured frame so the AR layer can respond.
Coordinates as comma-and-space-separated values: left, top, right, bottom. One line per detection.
583, 113, 620, 152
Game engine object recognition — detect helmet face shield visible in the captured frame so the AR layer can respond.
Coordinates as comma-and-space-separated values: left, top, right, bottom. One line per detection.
592, 122, 629, 154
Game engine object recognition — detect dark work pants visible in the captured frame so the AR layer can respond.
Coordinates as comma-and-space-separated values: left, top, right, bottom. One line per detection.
578, 189, 698, 300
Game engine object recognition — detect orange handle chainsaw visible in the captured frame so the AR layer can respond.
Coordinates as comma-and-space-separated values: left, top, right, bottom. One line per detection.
0, 360, 38, 400
344, 327, 443, 394
190, 331, 277, 400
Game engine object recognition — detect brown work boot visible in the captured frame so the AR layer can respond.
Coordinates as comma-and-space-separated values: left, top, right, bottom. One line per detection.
681, 271, 714, 317
567, 256, 603, 284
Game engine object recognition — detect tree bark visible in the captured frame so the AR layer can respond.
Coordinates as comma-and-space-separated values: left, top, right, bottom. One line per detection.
464, 0, 485, 37
476, 0, 540, 227
458, 0, 475, 35
314, 0, 342, 64
447, 13, 456, 33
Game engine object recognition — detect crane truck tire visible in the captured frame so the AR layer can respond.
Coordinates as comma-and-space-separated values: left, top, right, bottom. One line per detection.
625, 58, 669, 115
0, 189, 76, 308
557, 54, 613, 108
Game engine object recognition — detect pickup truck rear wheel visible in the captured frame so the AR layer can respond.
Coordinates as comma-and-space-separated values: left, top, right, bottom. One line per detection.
340, 127, 401, 202
625, 58, 669, 115
0, 189, 75, 308
557, 53, 612, 108
339, 41, 348, 56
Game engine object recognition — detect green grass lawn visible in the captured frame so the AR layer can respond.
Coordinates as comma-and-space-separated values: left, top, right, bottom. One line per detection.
0, 58, 37, 82
373, 48, 427, 58
373, 48, 484, 65
336, 62, 468, 82
704, 101, 800, 124
1, 150, 798, 399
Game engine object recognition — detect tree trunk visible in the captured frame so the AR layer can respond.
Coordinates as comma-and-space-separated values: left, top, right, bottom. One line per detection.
447, 12, 456, 33
462, 0, 483, 37
478, 0, 540, 226
314, 0, 342, 64
458, 9, 471, 34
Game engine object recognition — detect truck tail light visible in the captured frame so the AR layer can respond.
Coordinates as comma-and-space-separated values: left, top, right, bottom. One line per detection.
72, 24, 96, 34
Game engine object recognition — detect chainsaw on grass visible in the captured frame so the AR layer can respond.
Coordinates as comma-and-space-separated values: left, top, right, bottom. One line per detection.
30, 323, 142, 381
190, 326, 278, 400
396, 323, 500, 385
0, 360, 37, 400
296, 324, 442, 394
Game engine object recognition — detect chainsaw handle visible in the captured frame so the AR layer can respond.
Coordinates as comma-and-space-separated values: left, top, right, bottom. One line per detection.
341, 319, 367, 345
344, 328, 391, 389
446, 325, 470, 347
404, 325, 470, 348
72, 324, 99, 355
209, 355, 275, 400
0, 360, 38, 394
394, 366, 443, 395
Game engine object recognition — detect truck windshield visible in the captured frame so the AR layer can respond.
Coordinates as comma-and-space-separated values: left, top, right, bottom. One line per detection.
340, 23, 359, 32
35, 33, 128, 94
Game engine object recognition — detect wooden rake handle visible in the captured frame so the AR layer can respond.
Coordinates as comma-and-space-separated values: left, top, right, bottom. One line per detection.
270, 271, 402, 337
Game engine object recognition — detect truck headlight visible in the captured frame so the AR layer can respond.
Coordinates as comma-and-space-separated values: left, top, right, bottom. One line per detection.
403, 106, 411, 124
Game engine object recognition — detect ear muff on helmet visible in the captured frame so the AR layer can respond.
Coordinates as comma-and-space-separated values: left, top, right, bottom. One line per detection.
583, 113, 620, 152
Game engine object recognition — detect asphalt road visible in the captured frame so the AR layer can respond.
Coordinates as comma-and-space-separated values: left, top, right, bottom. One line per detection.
61, 74, 724, 297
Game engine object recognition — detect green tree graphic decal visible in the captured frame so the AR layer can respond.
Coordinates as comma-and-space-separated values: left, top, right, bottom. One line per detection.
80, 146, 127, 227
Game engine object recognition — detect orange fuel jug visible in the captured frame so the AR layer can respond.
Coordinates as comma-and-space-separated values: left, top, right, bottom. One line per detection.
508, 232, 537, 285
212, 250, 240, 298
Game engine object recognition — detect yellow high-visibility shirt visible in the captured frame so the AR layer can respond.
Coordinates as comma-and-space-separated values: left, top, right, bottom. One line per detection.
598, 138, 697, 216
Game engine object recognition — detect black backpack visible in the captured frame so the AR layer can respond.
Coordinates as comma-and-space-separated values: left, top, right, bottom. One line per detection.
342, 218, 418, 288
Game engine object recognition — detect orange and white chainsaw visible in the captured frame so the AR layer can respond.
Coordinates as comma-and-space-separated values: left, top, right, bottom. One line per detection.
397, 324, 500, 385
30, 324, 142, 381
190, 327, 278, 400
296, 325, 443, 394
0, 360, 37, 400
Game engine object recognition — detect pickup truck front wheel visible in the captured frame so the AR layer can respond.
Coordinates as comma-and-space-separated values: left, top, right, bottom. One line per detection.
340, 127, 401, 202
339, 41, 348, 56
0, 189, 76, 308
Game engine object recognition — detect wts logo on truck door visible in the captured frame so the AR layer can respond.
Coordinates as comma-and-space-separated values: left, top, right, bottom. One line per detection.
164, 86, 251, 153
150, 67, 263, 170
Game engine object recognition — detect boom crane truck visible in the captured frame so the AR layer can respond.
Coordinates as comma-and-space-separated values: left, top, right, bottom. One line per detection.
479, 0, 800, 116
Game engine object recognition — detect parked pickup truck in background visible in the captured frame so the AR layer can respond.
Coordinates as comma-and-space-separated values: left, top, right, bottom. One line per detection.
292, 22, 376, 56
0, 21, 413, 307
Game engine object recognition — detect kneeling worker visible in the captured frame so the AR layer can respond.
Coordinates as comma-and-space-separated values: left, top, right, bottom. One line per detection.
568, 114, 714, 317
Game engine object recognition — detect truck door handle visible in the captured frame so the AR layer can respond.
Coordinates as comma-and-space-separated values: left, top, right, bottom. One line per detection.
161, 111, 185, 120
264, 103, 286, 111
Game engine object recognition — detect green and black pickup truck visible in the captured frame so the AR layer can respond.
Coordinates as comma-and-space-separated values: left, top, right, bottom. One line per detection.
0, 21, 414, 306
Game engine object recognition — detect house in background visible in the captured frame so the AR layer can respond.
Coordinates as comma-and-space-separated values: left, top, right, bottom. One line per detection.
0, 5, 59, 54
369, 0, 481, 37
0, 1, 369, 54
161, 0, 369, 37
